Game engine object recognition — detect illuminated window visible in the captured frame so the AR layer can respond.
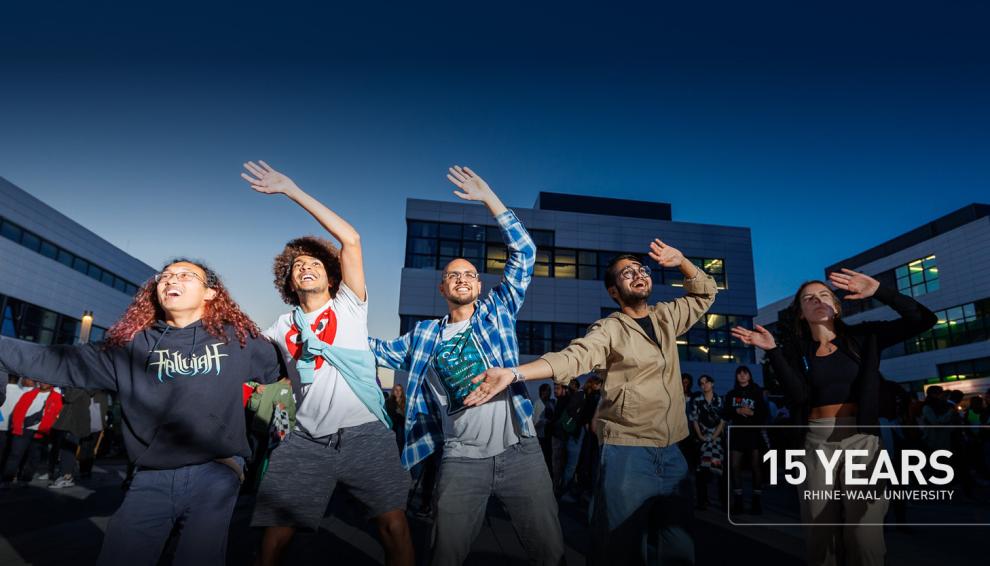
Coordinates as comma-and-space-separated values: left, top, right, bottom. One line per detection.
896, 255, 939, 297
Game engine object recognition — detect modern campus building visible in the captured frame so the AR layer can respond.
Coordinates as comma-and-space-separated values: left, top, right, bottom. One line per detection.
756, 203, 990, 395
0, 176, 156, 349
393, 192, 760, 392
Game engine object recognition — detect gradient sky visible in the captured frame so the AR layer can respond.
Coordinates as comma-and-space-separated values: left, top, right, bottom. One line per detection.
1, 1, 988, 338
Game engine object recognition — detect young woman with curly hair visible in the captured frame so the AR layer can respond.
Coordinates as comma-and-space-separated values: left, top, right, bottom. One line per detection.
0, 258, 285, 566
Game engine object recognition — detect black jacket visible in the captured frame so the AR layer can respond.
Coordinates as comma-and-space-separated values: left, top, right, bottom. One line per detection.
765, 285, 936, 434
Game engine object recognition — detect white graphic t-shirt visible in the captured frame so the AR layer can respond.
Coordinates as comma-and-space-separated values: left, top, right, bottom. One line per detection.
264, 283, 377, 437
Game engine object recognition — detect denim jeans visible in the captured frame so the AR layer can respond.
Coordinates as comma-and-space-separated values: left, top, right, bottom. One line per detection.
97, 457, 243, 566
591, 443, 694, 566
552, 429, 584, 492
431, 436, 564, 566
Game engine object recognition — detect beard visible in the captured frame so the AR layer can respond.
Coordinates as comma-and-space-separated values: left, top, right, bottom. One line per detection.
445, 292, 478, 306
617, 284, 651, 306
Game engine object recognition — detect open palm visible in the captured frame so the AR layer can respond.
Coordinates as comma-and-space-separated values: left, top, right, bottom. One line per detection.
730, 324, 777, 351
828, 268, 880, 300
648, 239, 685, 267
241, 160, 300, 195
446, 165, 493, 202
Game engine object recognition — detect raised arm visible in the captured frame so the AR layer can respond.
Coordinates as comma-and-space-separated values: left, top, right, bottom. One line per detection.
447, 166, 535, 315
731, 325, 809, 405
828, 268, 937, 350
0, 338, 117, 392
242, 160, 366, 300
648, 239, 718, 335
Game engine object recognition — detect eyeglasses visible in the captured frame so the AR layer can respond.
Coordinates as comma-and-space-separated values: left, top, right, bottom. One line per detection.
155, 271, 206, 285
618, 265, 652, 280
442, 270, 479, 282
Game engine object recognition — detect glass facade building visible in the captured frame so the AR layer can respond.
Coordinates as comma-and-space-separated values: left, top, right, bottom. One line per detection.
0, 176, 155, 354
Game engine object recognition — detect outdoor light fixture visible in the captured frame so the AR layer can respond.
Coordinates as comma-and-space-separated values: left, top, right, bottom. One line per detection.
80, 310, 94, 344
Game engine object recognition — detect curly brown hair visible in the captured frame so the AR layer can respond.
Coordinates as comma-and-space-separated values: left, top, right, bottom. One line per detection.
272, 236, 342, 306
104, 258, 261, 349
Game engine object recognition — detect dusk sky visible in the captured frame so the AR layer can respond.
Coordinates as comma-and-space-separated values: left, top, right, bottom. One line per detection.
1, 1, 988, 338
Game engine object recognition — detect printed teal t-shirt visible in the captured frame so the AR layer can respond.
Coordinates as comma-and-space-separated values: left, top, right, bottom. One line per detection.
430, 325, 486, 415
425, 319, 523, 459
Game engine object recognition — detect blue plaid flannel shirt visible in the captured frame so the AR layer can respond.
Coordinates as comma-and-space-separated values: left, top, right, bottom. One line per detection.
370, 209, 536, 469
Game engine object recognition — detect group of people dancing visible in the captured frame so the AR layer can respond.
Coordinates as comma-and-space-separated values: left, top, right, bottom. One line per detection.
0, 161, 937, 566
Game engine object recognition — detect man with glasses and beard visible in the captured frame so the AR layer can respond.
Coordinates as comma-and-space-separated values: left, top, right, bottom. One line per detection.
371, 166, 564, 566
465, 243, 718, 566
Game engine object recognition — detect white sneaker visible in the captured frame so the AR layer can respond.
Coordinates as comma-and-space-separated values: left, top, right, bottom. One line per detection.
36, 473, 50, 481
49, 475, 75, 489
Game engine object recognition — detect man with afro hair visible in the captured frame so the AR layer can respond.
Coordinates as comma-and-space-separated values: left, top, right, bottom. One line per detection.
241, 161, 413, 566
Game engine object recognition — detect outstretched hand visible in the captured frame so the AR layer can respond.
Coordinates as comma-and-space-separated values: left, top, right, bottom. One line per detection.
647, 239, 685, 268
241, 161, 301, 196
730, 324, 777, 351
446, 165, 494, 203
462, 367, 515, 407
828, 268, 879, 300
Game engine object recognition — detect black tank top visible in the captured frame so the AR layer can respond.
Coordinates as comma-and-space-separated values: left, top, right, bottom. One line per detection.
807, 346, 860, 407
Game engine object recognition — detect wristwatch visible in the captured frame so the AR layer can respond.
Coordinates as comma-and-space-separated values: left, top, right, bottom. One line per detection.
509, 367, 524, 383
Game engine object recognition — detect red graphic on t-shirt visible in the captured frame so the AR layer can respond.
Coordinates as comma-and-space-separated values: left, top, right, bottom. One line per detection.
284, 308, 338, 369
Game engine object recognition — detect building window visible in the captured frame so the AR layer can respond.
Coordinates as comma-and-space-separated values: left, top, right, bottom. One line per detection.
896, 255, 939, 297
553, 249, 577, 279
937, 357, 990, 381
0, 215, 141, 296
404, 220, 727, 287
0, 293, 106, 346
667, 258, 727, 289
904, 298, 989, 355
678, 314, 755, 364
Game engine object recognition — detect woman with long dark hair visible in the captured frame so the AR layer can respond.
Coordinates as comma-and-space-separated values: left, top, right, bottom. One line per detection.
732, 269, 936, 566
386, 383, 407, 450
722, 365, 768, 514
0, 258, 285, 566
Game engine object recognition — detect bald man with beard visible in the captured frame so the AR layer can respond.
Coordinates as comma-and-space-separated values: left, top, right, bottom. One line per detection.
371, 166, 563, 566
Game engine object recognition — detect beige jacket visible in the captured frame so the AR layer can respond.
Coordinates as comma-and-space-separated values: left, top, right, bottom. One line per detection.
542, 273, 717, 447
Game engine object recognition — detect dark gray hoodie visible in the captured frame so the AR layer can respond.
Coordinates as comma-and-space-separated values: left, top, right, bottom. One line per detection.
0, 321, 284, 469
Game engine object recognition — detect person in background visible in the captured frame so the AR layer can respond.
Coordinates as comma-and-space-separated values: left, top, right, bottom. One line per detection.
385, 383, 407, 451
577, 375, 603, 497
0, 375, 33, 475
243, 378, 295, 492
78, 390, 110, 480
690, 374, 725, 510
534, 383, 555, 471
722, 365, 767, 515
2, 381, 63, 486
552, 378, 585, 499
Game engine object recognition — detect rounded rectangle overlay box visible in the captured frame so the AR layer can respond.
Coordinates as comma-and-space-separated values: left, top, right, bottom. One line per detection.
724, 424, 990, 526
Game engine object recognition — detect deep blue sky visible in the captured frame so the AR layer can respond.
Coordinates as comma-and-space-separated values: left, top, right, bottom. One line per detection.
1, 1, 988, 338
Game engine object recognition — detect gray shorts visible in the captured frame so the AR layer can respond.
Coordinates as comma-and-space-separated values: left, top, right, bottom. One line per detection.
251, 420, 410, 529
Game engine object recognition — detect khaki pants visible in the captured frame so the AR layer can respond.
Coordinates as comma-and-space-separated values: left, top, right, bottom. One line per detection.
800, 417, 887, 566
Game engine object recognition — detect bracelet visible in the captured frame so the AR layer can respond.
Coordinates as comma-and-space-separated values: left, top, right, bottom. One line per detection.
509, 367, 524, 383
